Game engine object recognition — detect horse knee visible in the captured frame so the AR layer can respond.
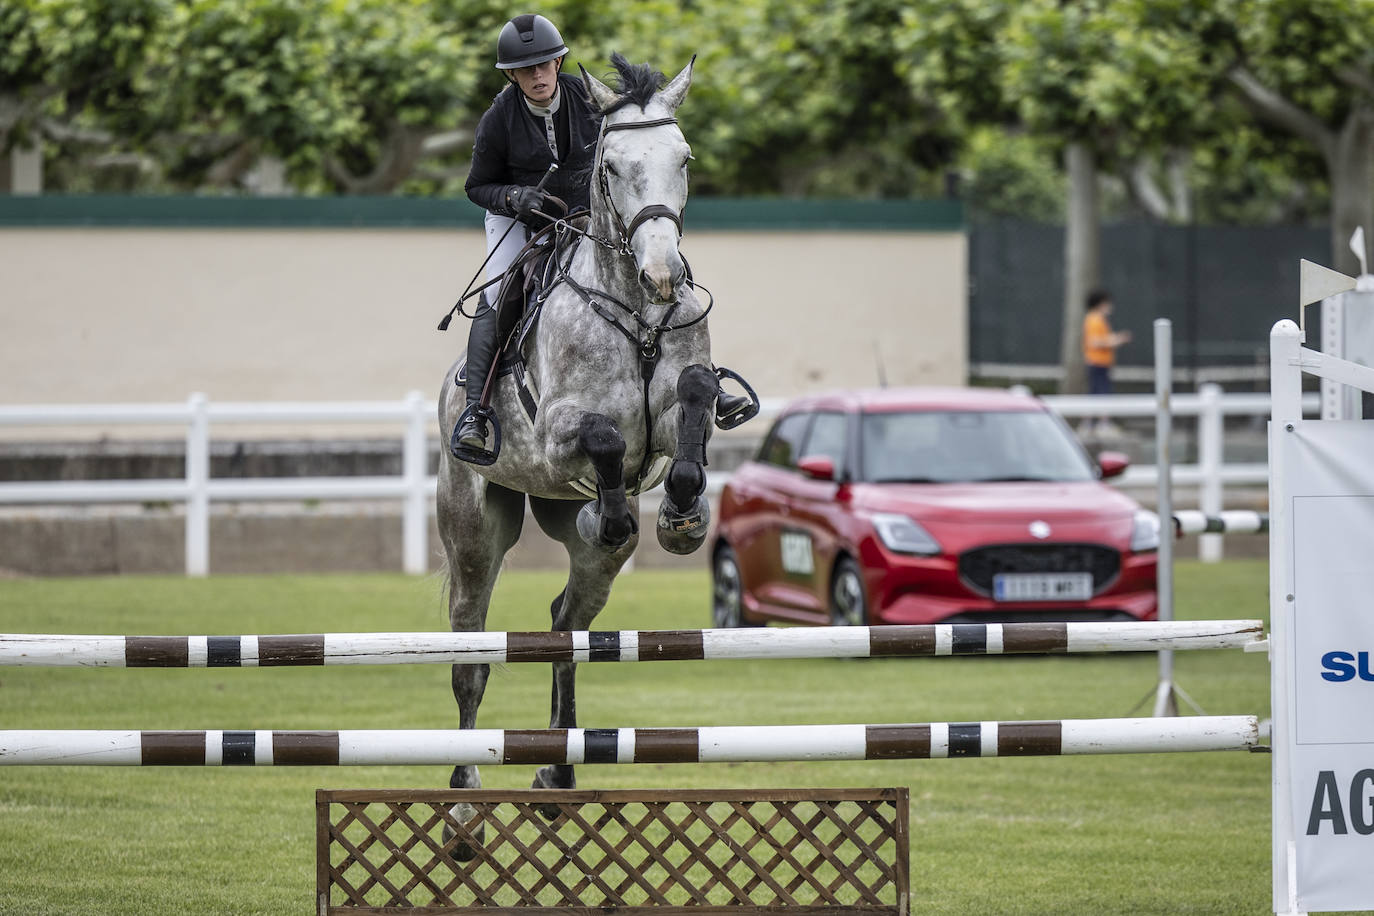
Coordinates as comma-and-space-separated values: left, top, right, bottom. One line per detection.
577, 413, 626, 481
677, 364, 717, 408
577, 420, 626, 469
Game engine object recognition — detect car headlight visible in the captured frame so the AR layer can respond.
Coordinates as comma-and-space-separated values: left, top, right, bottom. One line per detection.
1131, 510, 1160, 552
871, 513, 942, 556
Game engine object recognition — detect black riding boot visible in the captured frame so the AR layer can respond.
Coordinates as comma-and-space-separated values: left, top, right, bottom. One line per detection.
454, 299, 503, 453
715, 391, 753, 427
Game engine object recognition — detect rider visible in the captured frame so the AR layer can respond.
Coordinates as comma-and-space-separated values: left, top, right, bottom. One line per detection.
453, 14, 754, 460
454, 13, 602, 456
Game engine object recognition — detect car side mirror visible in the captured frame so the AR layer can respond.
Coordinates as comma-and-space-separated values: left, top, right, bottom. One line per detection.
797, 455, 836, 482
1097, 450, 1130, 479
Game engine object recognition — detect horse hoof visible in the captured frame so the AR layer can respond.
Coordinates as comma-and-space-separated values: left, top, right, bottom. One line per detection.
442, 803, 485, 864
531, 766, 573, 820
577, 502, 635, 550
657, 494, 710, 555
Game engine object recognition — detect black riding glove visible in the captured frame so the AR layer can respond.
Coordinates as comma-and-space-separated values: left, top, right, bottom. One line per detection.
508, 186, 550, 220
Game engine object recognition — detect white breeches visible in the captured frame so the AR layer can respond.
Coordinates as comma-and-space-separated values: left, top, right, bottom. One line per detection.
484, 211, 530, 288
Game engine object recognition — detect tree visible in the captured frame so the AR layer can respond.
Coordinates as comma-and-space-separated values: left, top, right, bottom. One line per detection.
3, 0, 494, 194
1213, 0, 1374, 275
581, 0, 960, 197
0, 0, 166, 190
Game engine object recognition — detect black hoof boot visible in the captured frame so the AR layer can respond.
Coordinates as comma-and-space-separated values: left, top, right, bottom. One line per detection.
576, 484, 637, 549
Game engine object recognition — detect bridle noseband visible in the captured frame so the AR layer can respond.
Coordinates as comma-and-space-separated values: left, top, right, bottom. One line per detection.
596, 116, 684, 255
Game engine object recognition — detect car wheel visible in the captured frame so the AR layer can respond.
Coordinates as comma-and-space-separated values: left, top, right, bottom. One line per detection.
830, 558, 870, 627
712, 546, 747, 628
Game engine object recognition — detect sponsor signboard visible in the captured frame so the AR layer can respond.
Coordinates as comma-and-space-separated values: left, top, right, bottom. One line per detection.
1274, 421, 1374, 912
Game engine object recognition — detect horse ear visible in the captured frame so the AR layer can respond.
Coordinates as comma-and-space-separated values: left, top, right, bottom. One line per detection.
657, 55, 696, 111
579, 63, 621, 112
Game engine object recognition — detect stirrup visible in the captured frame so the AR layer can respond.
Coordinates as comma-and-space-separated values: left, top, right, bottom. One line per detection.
713, 366, 761, 430
449, 404, 502, 466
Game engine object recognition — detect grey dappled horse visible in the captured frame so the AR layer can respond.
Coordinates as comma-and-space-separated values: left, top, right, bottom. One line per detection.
436, 57, 722, 824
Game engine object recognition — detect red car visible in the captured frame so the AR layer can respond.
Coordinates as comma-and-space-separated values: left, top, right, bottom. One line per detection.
710, 387, 1159, 627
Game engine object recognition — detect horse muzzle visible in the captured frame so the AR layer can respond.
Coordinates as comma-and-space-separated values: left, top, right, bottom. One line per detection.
638, 266, 686, 303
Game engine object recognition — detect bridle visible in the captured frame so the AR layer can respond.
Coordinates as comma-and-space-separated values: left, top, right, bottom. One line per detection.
594, 116, 685, 256
544, 111, 711, 490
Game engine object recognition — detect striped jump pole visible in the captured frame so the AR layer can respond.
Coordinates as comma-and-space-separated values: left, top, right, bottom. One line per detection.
1172, 511, 1268, 536
0, 620, 1264, 668
0, 716, 1261, 766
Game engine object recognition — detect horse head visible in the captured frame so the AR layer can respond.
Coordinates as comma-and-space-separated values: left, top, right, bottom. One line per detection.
581, 55, 694, 305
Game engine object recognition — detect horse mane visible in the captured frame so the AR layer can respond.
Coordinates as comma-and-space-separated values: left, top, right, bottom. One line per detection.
598, 52, 666, 114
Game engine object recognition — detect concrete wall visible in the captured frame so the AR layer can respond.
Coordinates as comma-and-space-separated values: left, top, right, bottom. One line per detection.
0, 223, 965, 439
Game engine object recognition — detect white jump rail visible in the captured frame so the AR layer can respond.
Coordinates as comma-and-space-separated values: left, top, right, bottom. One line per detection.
0, 620, 1265, 667
0, 390, 1316, 575
0, 716, 1262, 766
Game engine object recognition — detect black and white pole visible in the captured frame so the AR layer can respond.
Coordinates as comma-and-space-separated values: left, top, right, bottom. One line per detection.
0, 717, 1263, 766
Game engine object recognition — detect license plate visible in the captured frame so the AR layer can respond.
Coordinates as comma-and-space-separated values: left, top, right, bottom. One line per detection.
993, 572, 1093, 602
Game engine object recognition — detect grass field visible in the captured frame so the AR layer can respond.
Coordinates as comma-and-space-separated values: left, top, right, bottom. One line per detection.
0, 562, 1273, 914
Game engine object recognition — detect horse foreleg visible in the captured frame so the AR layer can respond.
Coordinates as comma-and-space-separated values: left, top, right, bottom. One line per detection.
657, 363, 715, 554
437, 464, 524, 858
572, 412, 639, 549
529, 495, 637, 797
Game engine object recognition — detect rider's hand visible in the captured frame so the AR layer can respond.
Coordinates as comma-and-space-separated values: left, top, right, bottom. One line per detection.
508, 186, 551, 220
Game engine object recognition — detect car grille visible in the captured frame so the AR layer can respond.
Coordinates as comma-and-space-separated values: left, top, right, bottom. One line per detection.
958, 543, 1121, 597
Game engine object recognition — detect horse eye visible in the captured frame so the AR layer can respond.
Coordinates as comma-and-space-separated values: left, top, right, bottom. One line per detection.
605, 162, 619, 177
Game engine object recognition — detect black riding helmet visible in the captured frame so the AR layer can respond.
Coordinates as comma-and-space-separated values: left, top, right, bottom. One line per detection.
495, 14, 569, 70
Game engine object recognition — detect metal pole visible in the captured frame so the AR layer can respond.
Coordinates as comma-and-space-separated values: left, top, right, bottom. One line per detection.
1152, 320, 1177, 717
1197, 382, 1224, 563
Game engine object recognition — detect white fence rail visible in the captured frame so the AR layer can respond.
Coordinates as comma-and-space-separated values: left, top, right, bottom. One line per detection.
0, 388, 1318, 575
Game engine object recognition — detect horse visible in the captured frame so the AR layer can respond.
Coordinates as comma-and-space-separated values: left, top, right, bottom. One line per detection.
436, 55, 748, 830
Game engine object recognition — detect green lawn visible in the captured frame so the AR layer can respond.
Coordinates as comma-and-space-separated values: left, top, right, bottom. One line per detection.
0, 562, 1272, 914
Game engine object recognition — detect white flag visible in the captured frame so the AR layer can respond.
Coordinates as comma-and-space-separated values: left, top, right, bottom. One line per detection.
1351, 226, 1368, 276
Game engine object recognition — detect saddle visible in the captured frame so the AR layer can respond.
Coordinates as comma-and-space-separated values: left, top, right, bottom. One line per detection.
455, 219, 583, 426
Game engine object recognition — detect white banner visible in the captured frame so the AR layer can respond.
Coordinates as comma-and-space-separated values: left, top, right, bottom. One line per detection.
1277, 421, 1374, 912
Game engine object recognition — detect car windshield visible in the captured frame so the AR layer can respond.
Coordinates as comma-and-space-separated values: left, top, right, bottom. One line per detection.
859, 410, 1094, 484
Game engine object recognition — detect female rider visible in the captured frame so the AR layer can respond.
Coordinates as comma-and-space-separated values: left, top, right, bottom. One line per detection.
454, 13, 602, 457
453, 15, 750, 460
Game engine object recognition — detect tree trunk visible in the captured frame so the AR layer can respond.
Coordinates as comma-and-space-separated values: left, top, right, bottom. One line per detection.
8, 138, 43, 194
1327, 106, 1374, 276
1060, 141, 1099, 394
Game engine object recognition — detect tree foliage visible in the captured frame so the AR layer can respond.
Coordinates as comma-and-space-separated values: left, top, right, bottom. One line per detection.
2, 0, 1371, 240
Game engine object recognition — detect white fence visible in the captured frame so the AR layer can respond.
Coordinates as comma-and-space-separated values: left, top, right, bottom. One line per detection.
0, 388, 1318, 575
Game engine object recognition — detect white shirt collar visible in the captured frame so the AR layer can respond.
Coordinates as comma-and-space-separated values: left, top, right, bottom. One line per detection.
524, 86, 561, 119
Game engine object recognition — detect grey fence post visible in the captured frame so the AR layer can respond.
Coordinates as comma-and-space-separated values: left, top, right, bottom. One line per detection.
402, 391, 429, 575
185, 393, 210, 577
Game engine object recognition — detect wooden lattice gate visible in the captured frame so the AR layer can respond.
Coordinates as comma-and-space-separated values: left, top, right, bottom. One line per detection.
317, 788, 909, 914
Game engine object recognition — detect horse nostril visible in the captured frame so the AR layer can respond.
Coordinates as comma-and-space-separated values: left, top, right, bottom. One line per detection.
638, 269, 653, 290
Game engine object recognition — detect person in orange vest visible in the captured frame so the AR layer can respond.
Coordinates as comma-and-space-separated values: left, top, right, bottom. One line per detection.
1082, 289, 1131, 436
